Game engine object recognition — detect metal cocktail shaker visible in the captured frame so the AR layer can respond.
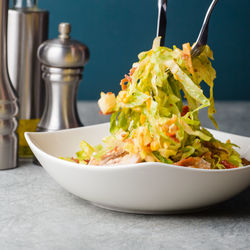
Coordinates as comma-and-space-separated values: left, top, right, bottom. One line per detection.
37, 23, 89, 132
7, 0, 49, 159
0, 0, 18, 170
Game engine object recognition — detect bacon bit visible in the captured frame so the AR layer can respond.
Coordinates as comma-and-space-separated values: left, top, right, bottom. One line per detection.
221, 160, 238, 169
71, 157, 79, 163
241, 158, 250, 166
125, 74, 132, 82
120, 78, 127, 90
163, 123, 178, 139
169, 135, 180, 143
165, 124, 179, 137
181, 105, 189, 116
121, 83, 127, 90
120, 70, 134, 90
120, 78, 127, 84
166, 131, 176, 137
129, 67, 136, 76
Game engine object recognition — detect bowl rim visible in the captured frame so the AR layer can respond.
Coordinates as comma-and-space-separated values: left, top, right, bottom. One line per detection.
25, 124, 250, 174
25, 122, 250, 139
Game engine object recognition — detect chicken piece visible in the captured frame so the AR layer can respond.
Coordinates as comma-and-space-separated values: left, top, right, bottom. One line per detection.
98, 92, 116, 115
100, 147, 126, 165
174, 157, 211, 169
105, 153, 142, 165
88, 146, 142, 166
89, 147, 125, 165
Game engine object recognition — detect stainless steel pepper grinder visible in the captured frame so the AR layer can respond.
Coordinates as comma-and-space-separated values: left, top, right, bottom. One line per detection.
37, 23, 89, 132
0, 0, 19, 170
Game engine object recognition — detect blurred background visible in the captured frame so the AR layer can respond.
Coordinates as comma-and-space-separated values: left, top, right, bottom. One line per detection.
39, 0, 250, 101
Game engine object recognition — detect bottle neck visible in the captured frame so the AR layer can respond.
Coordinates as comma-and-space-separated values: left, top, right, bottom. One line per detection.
13, 0, 38, 8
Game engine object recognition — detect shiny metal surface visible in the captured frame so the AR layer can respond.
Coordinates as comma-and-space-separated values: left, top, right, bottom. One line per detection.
37, 23, 89, 68
191, 0, 219, 57
156, 0, 167, 46
37, 66, 83, 131
0, 0, 18, 170
37, 23, 89, 132
7, 5, 48, 119
58, 22, 71, 39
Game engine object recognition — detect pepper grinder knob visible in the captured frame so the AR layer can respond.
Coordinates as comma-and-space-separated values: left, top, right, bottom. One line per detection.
58, 22, 71, 39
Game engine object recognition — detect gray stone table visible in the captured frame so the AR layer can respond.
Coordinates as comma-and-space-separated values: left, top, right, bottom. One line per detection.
0, 101, 250, 250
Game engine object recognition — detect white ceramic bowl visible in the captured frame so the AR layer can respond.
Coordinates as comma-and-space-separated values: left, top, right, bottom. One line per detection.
25, 123, 250, 214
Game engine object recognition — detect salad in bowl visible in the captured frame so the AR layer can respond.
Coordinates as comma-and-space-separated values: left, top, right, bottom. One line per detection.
63, 37, 250, 170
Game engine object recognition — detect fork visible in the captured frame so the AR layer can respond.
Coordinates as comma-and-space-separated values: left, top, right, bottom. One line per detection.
191, 0, 219, 57
156, 0, 168, 46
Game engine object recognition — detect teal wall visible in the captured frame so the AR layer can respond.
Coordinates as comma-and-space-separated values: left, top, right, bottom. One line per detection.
39, 0, 250, 100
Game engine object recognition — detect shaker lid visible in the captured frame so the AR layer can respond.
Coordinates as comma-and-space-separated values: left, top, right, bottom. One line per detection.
37, 23, 89, 68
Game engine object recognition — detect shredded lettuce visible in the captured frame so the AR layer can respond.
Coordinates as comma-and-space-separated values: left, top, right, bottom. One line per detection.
68, 37, 242, 169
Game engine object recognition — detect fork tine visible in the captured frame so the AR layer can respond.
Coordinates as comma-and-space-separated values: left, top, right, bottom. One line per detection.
191, 0, 219, 57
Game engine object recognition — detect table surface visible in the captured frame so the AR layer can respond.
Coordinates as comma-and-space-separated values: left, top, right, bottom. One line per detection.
1, 101, 250, 250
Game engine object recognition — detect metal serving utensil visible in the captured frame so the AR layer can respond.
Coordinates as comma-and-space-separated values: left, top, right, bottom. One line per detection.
156, 0, 167, 46
191, 0, 219, 57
